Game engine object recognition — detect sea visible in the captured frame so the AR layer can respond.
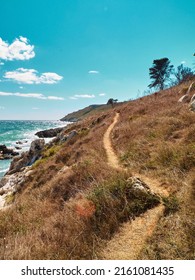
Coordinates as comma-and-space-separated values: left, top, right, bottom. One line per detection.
0, 120, 67, 178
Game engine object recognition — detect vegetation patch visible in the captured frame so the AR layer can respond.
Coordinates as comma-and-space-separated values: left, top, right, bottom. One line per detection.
86, 175, 160, 239
5, 193, 15, 205
162, 196, 180, 216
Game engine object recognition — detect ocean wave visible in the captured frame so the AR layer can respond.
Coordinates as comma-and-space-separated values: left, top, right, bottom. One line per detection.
0, 168, 9, 173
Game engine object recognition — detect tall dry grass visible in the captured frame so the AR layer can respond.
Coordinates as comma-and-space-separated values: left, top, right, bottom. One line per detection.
0, 80, 195, 259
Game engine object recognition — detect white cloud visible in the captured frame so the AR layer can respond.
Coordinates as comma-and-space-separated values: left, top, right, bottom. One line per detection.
99, 93, 106, 96
0, 36, 35, 61
19, 86, 24, 89
47, 96, 64, 100
0, 92, 13, 96
181, 61, 186, 64
0, 62, 4, 65
74, 94, 95, 98
0, 91, 64, 100
88, 70, 99, 74
0, 106, 5, 110
69, 96, 78, 100
32, 107, 39, 110
4, 68, 63, 84
19, 36, 28, 43
14, 93, 47, 99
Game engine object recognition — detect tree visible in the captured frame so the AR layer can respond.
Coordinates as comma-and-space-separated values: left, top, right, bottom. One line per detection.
107, 98, 118, 108
174, 64, 194, 84
148, 58, 174, 90
193, 53, 195, 68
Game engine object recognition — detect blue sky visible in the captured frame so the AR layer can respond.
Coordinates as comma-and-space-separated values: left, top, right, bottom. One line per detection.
0, 0, 195, 120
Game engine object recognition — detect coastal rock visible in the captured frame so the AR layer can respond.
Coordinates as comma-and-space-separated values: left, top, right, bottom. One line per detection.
35, 127, 64, 138
29, 138, 45, 153
0, 145, 19, 160
16, 141, 23, 145
60, 130, 77, 142
7, 139, 45, 175
0, 167, 33, 209
15, 146, 22, 150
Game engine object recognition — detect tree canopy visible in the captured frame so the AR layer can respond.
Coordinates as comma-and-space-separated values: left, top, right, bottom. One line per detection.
107, 98, 118, 107
148, 58, 174, 90
174, 64, 194, 84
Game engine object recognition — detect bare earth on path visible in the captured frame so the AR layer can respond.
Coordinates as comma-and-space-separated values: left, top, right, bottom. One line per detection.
103, 112, 122, 170
101, 112, 169, 260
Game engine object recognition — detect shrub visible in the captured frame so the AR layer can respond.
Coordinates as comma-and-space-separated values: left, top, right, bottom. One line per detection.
162, 196, 180, 216
86, 175, 160, 239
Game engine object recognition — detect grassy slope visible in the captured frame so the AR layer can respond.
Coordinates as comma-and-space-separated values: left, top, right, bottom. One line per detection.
60, 102, 125, 121
0, 80, 194, 259
60, 104, 111, 121
112, 82, 195, 259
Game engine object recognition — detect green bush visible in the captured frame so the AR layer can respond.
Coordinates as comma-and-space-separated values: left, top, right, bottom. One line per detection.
87, 175, 160, 239
162, 196, 180, 216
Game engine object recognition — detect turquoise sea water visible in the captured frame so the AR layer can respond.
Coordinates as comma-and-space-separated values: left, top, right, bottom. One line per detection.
0, 120, 67, 178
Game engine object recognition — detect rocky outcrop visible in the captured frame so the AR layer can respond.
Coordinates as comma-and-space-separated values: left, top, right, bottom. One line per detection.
57, 130, 77, 143
7, 139, 45, 175
178, 82, 195, 112
35, 127, 65, 138
0, 166, 33, 209
189, 100, 195, 112
186, 81, 195, 95
178, 94, 190, 103
190, 94, 195, 103
0, 145, 19, 160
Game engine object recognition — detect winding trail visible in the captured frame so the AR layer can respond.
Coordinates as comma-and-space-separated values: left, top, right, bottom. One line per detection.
101, 112, 169, 259
103, 112, 121, 170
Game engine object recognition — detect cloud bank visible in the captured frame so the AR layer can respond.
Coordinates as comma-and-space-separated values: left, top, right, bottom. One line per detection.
4, 68, 63, 84
70, 94, 96, 100
0, 36, 35, 61
74, 94, 95, 98
0, 91, 64, 100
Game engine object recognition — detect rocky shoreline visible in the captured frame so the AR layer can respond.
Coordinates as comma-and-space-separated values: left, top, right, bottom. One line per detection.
0, 124, 77, 209
35, 127, 65, 138
0, 145, 19, 160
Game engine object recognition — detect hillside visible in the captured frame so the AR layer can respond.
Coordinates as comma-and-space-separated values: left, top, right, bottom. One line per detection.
0, 80, 195, 260
60, 104, 106, 122
60, 102, 124, 122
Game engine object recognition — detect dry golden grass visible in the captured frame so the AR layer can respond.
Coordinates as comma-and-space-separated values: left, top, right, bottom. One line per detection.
0, 79, 195, 259
111, 81, 195, 259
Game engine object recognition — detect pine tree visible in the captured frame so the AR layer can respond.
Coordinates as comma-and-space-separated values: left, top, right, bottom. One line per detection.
148, 58, 174, 90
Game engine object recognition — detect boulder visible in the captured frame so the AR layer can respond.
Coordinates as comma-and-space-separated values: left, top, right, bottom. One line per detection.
0, 145, 19, 160
16, 141, 23, 145
29, 138, 45, 153
7, 139, 45, 175
186, 81, 195, 95
189, 100, 195, 112
35, 127, 64, 138
15, 146, 22, 150
0, 167, 33, 209
57, 130, 77, 143
178, 94, 190, 103
190, 94, 195, 103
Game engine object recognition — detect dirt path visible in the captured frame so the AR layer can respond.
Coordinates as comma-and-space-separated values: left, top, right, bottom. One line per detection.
101, 112, 168, 259
103, 112, 121, 170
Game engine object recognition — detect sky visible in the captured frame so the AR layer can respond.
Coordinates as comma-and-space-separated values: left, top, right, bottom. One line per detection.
0, 0, 195, 120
